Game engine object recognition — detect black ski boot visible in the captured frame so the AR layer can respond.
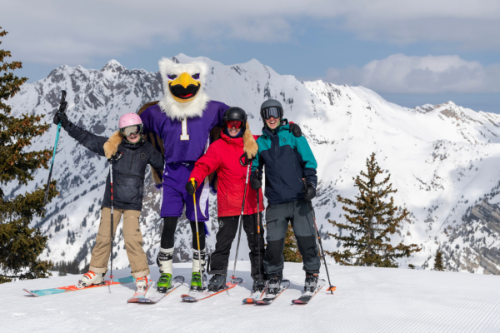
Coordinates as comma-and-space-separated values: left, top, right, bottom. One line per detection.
252, 278, 265, 293
267, 276, 282, 295
304, 273, 319, 292
207, 274, 226, 292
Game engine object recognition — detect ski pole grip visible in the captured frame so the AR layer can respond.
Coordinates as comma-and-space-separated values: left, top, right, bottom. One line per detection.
190, 178, 197, 205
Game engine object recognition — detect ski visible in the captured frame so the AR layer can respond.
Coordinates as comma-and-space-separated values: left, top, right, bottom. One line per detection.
291, 279, 331, 305
254, 279, 290, 305
137, 276, 185, 304
242, 284, 268, 304
23, 275, 134, 297
181, 277, 243, 303
127, 280, 154, 303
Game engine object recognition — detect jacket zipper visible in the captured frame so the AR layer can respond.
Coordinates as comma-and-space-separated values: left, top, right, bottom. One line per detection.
274, 132, 284, 202
129, 151, 134, 172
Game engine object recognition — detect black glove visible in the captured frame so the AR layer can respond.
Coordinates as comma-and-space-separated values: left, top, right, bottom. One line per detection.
185, 180, 197, 195
289, 123, 302, 137
303, 180, 316, 201
53, 111, 69, 129
250, 171, 262, 190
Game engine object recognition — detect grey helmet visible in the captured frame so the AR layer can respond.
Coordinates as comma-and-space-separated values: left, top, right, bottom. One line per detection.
260, 99, 283, 123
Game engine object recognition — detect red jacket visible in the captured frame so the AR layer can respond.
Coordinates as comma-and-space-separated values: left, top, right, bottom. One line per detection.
190, 131, 264, 217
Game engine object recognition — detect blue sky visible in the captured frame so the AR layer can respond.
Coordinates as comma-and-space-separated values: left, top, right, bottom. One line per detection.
3, 0, 500, 112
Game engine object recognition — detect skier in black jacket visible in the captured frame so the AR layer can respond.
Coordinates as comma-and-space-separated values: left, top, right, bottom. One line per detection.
53, 111, 164, 293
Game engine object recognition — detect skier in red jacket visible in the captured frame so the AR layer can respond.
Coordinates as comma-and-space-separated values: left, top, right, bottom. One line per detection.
186, 107, 266, 292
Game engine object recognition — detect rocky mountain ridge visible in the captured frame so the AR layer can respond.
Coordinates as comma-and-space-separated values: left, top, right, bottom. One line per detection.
5, 54, 500, 275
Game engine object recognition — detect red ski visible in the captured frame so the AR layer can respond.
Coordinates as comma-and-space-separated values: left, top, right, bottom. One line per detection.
181, 277, 243, 302
23, 276, 134, 297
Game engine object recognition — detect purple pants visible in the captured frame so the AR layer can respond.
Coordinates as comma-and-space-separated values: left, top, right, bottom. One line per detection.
161, 162, 210, 222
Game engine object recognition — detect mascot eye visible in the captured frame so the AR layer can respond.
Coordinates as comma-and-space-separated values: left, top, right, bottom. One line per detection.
167, 74, 177, 80
192, 73, 200, 80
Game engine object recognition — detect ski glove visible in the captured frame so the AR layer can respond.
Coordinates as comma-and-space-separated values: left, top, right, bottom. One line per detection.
303, 180, 316, 201
288, 123, 302, 137
185, 180, 198, 196
53, 111, 69, 129
250, 171, 262, 190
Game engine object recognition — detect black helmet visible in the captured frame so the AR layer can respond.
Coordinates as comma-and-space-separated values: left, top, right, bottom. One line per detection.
260, 99, 283, 121
223, 107, 247, 129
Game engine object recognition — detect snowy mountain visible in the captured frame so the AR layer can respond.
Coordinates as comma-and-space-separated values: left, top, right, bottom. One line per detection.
5, 54, 500, 275
3, 262, 500, 332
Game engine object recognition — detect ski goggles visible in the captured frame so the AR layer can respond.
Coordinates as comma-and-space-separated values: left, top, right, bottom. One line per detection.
226, 120, 242, 129
261, 106, 282, 120
120, 124, 142, 137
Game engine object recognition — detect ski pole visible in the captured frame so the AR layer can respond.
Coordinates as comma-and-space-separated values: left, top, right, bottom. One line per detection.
303, 179, 335, 294
231, 164, 251, 282
109, 159, 114, 281
256, 187, 262, 281
43, 90, 67, 208
191, 178, 204, 287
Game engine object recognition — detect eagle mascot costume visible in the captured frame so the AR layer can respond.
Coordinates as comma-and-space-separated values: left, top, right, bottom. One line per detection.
137, 58, 257, 292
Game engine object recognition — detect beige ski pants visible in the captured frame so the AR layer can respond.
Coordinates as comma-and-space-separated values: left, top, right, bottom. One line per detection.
89, 208, 150, 278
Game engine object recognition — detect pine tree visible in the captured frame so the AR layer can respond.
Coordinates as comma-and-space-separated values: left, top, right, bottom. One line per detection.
51, 259, 81, 276
283, 224, 302, 263
326, 153, 420, 267
434, 249, 444, 271
0, 27, 57, 283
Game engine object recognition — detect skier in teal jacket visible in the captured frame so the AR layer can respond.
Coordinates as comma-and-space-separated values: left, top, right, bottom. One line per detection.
251, 99, 320, 295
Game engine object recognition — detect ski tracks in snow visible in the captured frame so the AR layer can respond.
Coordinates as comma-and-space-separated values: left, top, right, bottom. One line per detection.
2, 262, 500, 332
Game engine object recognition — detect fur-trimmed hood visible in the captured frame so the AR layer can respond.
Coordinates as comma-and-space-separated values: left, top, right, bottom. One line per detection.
157, 57, 210, 121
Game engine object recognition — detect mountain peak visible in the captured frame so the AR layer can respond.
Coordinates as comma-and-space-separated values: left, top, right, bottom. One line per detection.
101, 60, 125, 72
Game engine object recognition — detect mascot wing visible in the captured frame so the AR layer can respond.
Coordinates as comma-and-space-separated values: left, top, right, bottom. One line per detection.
138, 101, 164, 186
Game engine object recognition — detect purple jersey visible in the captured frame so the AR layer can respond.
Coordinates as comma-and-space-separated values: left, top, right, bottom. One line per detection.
140, 101, 229, 164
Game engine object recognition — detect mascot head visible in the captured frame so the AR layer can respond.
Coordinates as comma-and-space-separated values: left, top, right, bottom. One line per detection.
158, 57, 210, 120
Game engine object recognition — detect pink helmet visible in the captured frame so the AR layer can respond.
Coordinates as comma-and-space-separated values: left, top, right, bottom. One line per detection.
119, 113, 142, 129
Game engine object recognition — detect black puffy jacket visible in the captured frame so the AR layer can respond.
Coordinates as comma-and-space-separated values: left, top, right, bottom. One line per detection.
65, 122, 164, 211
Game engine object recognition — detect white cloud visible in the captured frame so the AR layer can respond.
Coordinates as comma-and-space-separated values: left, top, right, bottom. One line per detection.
2, 0, 500, 65
325, 54, 500, 93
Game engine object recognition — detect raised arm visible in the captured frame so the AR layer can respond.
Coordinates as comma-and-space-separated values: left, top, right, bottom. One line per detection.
54, 112, 108, 157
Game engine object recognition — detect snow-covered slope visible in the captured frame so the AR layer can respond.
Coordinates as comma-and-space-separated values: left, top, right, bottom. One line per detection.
5, 54, 500, 274
2, 263, 500, 332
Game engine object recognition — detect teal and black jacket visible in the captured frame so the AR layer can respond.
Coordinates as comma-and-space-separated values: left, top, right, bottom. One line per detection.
251, 119, 318, 205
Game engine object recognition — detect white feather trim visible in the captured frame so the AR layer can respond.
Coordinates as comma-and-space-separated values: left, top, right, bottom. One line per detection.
158, 57, 210, 120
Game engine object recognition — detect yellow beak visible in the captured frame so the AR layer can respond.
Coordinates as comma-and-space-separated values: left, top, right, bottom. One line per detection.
170, 72, 199, 88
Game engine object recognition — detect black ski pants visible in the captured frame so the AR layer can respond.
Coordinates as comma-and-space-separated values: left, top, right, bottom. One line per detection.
209, 213, 265, 280
264, 199, 320, 279
161, 217, 206, 250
